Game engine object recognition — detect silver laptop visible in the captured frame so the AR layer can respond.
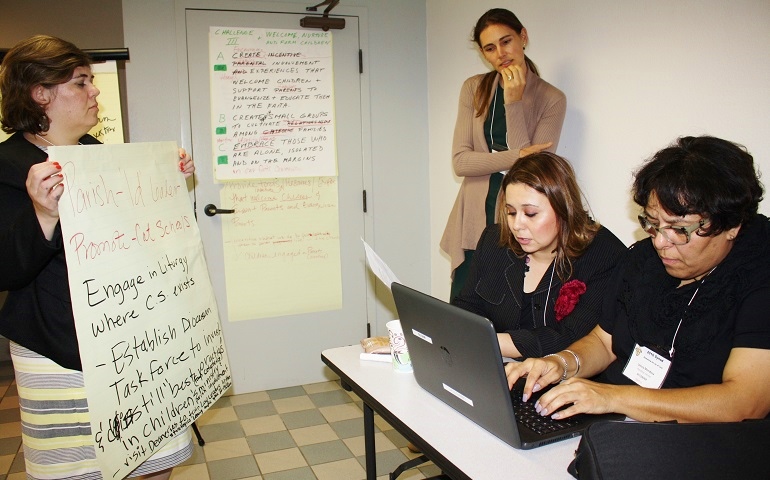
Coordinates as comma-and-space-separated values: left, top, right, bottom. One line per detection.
391, 282, 624, 449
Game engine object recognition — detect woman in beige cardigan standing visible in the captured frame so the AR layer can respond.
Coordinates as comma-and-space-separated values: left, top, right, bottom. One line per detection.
441, 8, 567, 300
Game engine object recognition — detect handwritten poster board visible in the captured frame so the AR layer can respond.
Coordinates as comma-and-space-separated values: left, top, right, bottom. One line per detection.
50, 142, 231, 478
220, 177, 342, 320
0, 60, 124, 144
209, 27, 337, 179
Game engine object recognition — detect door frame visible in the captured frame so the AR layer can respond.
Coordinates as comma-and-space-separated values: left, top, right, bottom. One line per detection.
173, 0, 377, 389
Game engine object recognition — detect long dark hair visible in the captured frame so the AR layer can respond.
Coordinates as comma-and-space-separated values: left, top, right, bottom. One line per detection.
0, 35, 91, 134
472, 8, 539, 118
497, 152, 599, 282
633, 136, 764, 236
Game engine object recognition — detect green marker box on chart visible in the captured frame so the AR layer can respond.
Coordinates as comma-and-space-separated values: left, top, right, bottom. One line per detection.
214, 64, 227, 71
217, 155, 228, 165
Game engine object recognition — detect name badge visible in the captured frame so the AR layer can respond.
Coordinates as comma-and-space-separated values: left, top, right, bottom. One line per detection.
622, 344, 670, 389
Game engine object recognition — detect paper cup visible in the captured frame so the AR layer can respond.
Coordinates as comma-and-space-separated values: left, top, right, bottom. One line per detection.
386, 319, 412, 373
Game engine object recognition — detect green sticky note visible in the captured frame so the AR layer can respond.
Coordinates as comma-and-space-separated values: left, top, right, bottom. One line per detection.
216, 127, 226, 134
214, 64, 227, 71
217, 155, 228, 165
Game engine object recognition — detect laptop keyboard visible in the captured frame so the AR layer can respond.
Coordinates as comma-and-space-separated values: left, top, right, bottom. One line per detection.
510, 387, 579, 434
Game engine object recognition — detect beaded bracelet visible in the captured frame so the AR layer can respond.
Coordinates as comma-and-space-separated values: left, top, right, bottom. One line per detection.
544, 353, 568, 382
563, 349, 581, 378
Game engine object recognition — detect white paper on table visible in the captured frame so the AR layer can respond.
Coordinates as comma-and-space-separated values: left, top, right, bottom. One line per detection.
361, 238, 401, 289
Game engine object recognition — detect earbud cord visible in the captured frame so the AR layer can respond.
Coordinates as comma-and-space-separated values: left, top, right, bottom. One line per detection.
669, 266, 717, 357
543, 262, 555, 327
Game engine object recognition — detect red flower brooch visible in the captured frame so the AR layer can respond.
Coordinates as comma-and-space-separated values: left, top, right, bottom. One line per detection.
554, 280, 587, 321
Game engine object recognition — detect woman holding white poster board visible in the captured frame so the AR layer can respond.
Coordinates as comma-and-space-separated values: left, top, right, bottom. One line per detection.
0, 35, 193, 480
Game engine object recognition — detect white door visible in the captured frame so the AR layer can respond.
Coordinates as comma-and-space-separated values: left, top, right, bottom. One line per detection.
181, 7, 368, 393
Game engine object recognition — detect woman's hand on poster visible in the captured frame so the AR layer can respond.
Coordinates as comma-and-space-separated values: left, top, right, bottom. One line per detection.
26, 160, 63, 214
179, 148, 195, 179
26, 159, 64, 239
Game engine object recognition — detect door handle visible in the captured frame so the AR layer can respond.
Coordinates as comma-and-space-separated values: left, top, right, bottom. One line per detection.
203, 204, 235, 217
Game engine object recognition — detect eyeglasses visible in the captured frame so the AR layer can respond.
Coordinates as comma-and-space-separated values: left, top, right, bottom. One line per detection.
638, 214, 705, 245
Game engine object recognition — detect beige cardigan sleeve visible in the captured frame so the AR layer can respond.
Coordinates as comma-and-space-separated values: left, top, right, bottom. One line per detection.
452, 70, 566, 176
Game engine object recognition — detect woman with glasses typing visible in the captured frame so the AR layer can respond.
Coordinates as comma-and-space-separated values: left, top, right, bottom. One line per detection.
506, 135, 770, 422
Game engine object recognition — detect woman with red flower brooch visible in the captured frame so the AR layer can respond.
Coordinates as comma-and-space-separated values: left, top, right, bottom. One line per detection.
452, 152, 625, 359
506, 136, 770, 423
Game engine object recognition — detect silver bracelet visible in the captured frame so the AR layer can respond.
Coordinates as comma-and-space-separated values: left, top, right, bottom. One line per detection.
545, 353, 568, 382
563, 349, 581, 378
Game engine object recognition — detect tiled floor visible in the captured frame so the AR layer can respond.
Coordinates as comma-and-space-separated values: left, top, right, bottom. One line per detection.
0, 360, 441, 480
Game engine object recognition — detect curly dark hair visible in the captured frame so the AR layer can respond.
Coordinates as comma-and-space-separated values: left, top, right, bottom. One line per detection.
0, 35, 91, 134
633, 136, 764, 236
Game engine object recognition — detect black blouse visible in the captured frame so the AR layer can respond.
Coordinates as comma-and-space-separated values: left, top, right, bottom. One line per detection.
598, 214, 770, 388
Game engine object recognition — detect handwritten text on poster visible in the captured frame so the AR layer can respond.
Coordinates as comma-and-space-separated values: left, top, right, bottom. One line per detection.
209, 27, 336, 179
52, 142, 231, 478
220, 177, 342, 320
